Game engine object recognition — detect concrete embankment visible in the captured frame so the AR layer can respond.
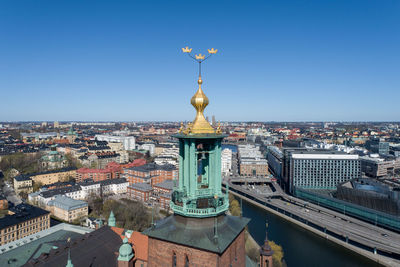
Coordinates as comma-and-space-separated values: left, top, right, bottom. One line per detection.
229, 190, 399, 267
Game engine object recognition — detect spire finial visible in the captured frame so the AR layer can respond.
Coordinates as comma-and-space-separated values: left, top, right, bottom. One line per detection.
260, 219, 274, 256
181, 46, 219, 134
66, 237, 74, 267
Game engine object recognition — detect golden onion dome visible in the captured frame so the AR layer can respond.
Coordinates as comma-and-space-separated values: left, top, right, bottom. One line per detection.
189, 77, 215, 134
191, 78, 209, 112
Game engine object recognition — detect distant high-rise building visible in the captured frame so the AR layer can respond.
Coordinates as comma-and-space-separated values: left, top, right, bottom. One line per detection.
365, 137, 389, 155
53, 121, 59, 128
212, 115, 216, 126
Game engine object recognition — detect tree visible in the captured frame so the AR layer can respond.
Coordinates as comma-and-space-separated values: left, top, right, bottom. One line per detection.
65, 153, 82, 169
270, 241, 285, 267
228, 193, 242, 216
18, 191, 28, 200
33, 181, 43, 192
87, 193, 103, 216
90, 161, 98, 169
0, 152, 41, 176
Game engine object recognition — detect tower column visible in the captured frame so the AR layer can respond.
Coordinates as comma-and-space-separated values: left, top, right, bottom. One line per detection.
189, 140, 197, 197
178, 139, 184, 190
183, 139, 190, 191
215, 140, 222, 194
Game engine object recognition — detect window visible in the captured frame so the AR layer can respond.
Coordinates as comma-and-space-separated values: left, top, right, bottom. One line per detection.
172, 252, 177, 267
184, 255, 189, 267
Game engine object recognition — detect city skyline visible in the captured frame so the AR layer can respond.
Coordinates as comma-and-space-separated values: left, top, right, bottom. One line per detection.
1, 0, 399, 122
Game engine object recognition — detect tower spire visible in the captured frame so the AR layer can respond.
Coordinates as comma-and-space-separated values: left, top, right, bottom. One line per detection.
260, 219, 273, 256
259, 219, 274, 267
66, 237, 74, 267
181, 46, 219, 134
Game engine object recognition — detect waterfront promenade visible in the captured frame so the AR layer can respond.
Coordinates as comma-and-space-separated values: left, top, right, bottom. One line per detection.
222, 177, 400, 266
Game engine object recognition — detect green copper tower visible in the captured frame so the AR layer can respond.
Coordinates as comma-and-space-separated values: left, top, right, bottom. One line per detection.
108, 210, 116, 227
143, 49, 250, 266
170, 47, 229, 218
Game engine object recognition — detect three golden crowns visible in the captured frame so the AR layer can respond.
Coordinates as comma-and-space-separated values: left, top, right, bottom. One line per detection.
182, 46, 218, 61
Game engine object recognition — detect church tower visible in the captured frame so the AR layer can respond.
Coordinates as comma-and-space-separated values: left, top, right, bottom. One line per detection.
143, 48, 249, 267
170, 70, 228, 218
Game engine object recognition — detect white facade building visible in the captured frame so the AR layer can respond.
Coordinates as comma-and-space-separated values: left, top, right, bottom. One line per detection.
95, 134, 136, 150
221, 148, 232, 176
101, 179, 129, 195
79, 183, 101, 199
138, 143, 156, 156
34, 179, 128, 206
154, 147, 179, 167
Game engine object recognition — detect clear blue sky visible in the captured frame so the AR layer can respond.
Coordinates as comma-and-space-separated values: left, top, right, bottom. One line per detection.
0, 0, 399, 122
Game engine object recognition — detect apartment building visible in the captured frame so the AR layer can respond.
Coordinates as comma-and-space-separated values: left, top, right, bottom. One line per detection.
14, 175, 33, 193
0, 204, 50, 246
46, 195, 88, 223
76, 162, 122, 183
124, 163, 177, 186
127, 183, 153, 202
238, 144, 269, 177
30, 167, 77, 185
221, 148, 232, 176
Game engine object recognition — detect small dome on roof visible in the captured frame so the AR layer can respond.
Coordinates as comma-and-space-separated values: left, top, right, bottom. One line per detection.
118, 237, 134, 261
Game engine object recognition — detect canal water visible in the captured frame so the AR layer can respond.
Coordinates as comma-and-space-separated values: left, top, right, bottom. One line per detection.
242, 200, 382, 267
222, 144, 237, 153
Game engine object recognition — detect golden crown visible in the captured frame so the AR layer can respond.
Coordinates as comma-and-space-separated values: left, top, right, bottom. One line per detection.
195, 54, 205, 60
208, 48, 218, 54
182, 46, 192, 53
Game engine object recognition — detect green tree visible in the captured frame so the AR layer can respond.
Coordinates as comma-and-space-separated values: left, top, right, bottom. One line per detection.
228, 193, 242, 216
270, 241, 285, 267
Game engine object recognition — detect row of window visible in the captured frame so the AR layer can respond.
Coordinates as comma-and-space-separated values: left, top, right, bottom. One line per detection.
1, 222, 49, 243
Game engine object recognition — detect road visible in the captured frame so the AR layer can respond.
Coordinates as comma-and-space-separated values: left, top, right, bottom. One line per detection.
270, 197, 400, 255
224, 177, 400, 263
